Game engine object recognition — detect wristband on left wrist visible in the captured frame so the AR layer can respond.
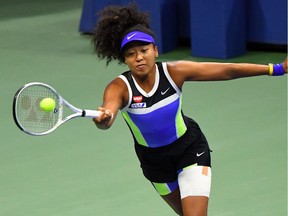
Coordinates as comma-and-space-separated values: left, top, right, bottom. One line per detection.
268, 63, 285, 76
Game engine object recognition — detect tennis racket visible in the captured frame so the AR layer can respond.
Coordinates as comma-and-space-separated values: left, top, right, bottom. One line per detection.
13, 82, 101, 136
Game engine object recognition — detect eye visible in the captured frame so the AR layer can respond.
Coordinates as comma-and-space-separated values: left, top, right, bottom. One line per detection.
126, 51, 135, 57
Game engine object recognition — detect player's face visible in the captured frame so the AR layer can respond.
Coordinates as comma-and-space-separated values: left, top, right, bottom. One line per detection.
123, 43, 158, 78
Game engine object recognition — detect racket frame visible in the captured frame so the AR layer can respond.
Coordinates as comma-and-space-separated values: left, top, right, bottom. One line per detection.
13, 82, 101, 136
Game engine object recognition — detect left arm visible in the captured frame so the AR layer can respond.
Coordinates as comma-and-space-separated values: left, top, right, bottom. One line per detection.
167, 58, 287, 87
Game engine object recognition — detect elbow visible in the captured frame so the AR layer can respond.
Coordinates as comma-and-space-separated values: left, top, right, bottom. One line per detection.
225, 73, 241, 80
223, 67, 242, 80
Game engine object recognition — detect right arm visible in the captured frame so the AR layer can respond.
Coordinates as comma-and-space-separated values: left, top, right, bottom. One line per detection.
93, 77, 128, 130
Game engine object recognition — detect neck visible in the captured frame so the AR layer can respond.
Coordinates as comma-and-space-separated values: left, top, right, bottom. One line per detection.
132, 64, 157, 93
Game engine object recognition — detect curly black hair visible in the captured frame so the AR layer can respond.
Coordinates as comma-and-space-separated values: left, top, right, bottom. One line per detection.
92, 3, 155, 65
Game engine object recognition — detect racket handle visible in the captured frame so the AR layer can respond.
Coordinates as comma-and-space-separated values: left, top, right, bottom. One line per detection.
82, 110, 102, 118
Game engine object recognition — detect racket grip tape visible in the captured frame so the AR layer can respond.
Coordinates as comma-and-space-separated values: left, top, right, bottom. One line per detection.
82, 110, 102, 118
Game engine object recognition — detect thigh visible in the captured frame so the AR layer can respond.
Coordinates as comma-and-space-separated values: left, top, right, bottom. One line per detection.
178, 165, 212, 199
178, 165, 212, 216
152, 181, 182, 215
161, 187, 183, 216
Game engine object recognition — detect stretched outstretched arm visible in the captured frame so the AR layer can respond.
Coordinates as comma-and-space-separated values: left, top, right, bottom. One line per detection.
168, 58, 287, 87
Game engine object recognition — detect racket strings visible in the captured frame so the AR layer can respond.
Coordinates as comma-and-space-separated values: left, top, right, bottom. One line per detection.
16, 85, 60, 134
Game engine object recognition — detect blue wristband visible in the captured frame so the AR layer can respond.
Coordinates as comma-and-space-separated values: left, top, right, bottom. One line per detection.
273, 64, 285, 76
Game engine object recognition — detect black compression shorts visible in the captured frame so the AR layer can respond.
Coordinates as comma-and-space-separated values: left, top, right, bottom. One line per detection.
134, 117, 211, 183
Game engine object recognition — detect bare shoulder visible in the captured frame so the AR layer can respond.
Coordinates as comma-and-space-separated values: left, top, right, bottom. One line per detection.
104, 77, 129, 109
107, 76, 127, 89
166, 61, 199, 86
167, 60, 198, 72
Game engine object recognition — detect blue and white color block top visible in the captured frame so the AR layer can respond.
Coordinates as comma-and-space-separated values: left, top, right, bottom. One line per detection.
119, 62, 187, 148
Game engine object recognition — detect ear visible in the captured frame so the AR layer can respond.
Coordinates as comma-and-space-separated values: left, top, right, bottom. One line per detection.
123, 56, 127, 65
154, 45, 159, 58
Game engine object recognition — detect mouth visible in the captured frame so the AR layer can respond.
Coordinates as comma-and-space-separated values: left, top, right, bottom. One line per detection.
136, 64, 147, 70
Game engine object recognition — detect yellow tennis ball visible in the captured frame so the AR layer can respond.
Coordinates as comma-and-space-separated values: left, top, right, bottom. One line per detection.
39, 98, 56, 112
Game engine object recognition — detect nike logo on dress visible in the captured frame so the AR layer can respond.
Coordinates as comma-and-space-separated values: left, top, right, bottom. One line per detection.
161, 88, 170, 95
127, 33, 137, 40
196, 151, 205, 157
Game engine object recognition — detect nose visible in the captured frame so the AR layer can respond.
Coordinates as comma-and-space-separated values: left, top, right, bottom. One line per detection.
136, 52, 143, 62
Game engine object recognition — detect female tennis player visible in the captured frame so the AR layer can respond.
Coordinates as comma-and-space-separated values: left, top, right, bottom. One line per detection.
92, 4, 287, 216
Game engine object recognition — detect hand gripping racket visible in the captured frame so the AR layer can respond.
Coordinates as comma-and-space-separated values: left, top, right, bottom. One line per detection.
13, 82, 101, 136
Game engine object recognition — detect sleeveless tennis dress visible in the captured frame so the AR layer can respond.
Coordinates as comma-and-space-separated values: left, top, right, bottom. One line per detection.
119, 62, 186, 148
119, 62, 211, 183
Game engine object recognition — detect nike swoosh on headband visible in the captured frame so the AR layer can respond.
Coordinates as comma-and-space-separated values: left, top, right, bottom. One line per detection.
121, 31, 155, 51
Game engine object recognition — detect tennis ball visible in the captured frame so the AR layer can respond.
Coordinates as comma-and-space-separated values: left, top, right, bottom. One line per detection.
39, 98, 56, 112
